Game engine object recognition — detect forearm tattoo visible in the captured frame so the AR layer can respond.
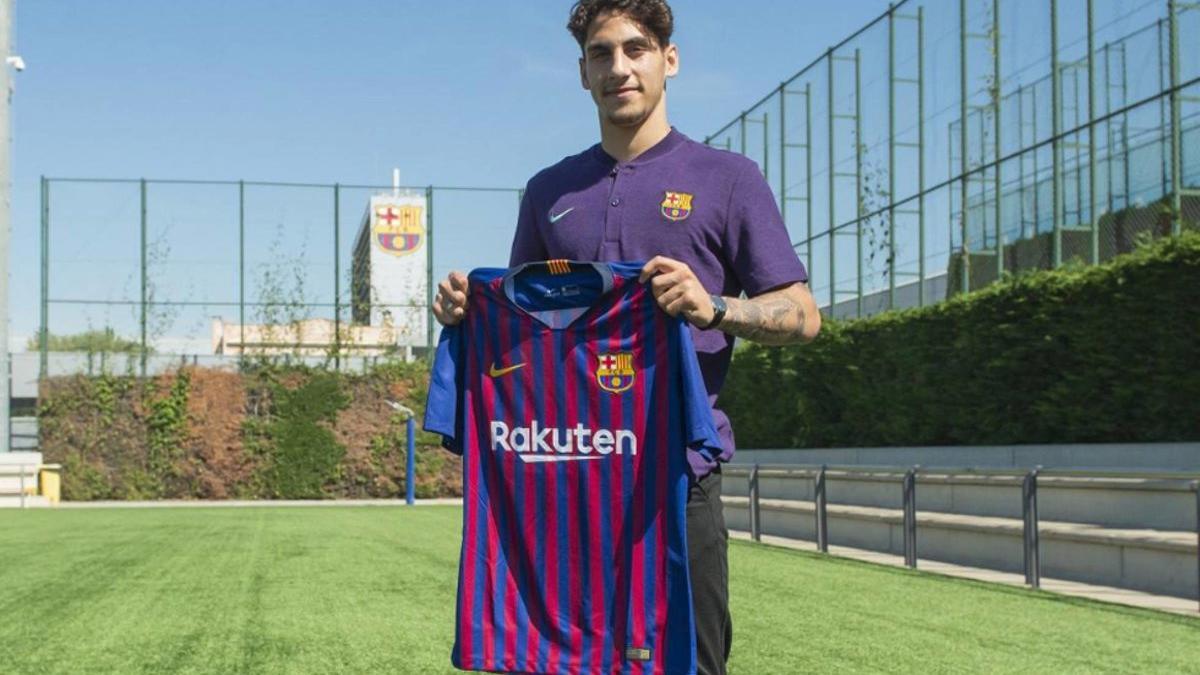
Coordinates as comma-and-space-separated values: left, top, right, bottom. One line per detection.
719, 292, 808, 345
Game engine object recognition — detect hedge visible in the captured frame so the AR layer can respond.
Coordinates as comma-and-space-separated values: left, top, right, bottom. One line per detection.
38, 362, 461, 501
720, 231, 1200, 448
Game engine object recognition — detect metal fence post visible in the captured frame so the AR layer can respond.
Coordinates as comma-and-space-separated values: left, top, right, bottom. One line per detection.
333, 183, 341, 372
827, 50, 837, 313
903, 466, 918, 568
958, 0, 970, 294
815, 464, 828, 552
425, 186, 435, 356
1168, 0, 1182, 235
749, 463, 761, 542
139, 178, 148, 377
238, 180, 245, 371
1023, 466, 1042, 588
1051, 0, 1063, 268
39, 177, 49, 380
1086, 0, 1098, 264
1023, 470, 1031, 581
406, 416, 415, 506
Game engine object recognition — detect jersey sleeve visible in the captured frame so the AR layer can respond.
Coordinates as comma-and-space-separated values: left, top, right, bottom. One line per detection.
724, 159, 809, 296
508, 183, 548, 266
675, 320, 723, 463
422, 324, 465, 454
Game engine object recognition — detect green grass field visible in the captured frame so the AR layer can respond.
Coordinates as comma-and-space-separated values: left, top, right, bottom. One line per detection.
1, 506, 1198, 674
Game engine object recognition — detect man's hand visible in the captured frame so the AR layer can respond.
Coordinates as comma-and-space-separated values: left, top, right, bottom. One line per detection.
432, 271, 469, 327
639, 256, 716, 328
639, 255, 821, 345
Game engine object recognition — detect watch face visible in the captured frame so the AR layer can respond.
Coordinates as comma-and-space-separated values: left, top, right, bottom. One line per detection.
708, 295, 727, 329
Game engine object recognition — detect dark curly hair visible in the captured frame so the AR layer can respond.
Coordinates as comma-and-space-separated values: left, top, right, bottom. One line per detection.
567, 0, 674, 51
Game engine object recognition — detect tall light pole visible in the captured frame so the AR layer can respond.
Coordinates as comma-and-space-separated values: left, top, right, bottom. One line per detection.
1, 0, 16, 453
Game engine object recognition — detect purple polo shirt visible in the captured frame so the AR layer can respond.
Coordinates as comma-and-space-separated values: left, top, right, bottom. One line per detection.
508, 128, 808, 477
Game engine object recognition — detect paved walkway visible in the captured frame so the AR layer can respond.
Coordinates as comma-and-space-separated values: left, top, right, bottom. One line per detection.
55, 498, 464, 508
730, 530, 1200, 617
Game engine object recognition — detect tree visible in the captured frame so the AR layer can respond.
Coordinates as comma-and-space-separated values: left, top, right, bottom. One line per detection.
27, 328, 147, 354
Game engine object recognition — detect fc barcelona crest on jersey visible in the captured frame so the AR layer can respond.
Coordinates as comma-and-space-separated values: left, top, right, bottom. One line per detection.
373, 204, 426, 257
660, 191, 694, 221
596, 352, 635, 394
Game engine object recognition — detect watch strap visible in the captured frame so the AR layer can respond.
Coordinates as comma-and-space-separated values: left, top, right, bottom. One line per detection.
705, 295, 727, 330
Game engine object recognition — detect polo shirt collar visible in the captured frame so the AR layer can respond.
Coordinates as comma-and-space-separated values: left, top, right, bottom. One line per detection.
589, 127, 687, 168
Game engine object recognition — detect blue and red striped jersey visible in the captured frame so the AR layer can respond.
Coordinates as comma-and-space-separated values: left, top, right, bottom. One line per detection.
424, 260, 723, 675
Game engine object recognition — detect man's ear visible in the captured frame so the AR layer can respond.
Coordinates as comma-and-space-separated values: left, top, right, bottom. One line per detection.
664, 43, 679, 78
579, 57, 591, 90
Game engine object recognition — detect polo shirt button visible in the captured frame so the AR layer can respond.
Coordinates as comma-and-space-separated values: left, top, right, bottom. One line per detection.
610, 168, 618, 176
611, 198, 620, 207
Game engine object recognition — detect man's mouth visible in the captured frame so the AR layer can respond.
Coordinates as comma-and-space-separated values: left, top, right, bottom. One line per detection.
605, 87, 640, 98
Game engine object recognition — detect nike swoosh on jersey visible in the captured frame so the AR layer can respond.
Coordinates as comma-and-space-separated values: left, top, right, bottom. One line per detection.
549, 207, 574, 223
488, 362, 526, 377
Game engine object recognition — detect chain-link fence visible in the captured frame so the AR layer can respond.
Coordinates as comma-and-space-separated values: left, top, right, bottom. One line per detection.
27, 1, 1200, 380
705, 0, 1200, 319
31, 179, 522, 379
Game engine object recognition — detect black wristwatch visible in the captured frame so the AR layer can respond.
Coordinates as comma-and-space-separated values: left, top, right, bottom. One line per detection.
704, 294, 727, 330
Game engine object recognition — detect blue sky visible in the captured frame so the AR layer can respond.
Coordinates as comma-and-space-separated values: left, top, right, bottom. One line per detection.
10, 0, 894, 350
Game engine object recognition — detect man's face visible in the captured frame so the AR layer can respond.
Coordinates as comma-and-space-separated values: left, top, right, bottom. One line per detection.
579, 12, 678, 128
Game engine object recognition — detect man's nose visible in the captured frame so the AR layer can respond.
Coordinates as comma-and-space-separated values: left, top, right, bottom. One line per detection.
608, 50, 632, 78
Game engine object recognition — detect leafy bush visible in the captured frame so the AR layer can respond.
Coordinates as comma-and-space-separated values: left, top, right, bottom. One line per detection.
721, 232, 1200, 448
255, 371, 348, 499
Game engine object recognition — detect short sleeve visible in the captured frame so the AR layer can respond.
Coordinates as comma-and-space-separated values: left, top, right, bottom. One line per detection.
724, 160, 809, 296
676, 319, 723, 463
422, 324, 464, 454
508, 184, 548, 266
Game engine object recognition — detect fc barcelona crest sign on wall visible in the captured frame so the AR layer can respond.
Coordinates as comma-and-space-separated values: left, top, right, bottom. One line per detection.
373, 204, 425, 257
596, 352, 635, 394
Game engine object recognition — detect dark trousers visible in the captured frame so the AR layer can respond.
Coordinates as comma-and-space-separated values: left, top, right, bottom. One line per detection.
687, 470, 731, 675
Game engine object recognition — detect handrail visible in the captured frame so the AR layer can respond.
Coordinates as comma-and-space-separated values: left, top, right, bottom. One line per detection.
723, 463, 1200, 482
722, 461, 1200, 610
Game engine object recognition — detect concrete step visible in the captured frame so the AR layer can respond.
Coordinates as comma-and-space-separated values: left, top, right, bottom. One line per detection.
0, 495, 51, 508
723, 495, 1199, 600
729, 531, 1199, 617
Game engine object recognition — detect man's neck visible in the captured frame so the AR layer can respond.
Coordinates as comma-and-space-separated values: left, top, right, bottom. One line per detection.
599, 114, 673, 164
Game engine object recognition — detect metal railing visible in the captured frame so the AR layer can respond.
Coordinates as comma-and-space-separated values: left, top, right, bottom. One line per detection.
1, 463, 33, 508
723, 463, 1200, 610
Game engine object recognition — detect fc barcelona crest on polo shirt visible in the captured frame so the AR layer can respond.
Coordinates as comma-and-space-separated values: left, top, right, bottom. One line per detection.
596, 352, 635, 394
660, 191, 694, 221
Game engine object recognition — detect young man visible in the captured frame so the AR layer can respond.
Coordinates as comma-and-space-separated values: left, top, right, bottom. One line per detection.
432, 1, 820, 672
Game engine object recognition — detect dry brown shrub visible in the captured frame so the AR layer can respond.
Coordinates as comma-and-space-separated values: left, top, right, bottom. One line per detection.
181, 368, 255, 498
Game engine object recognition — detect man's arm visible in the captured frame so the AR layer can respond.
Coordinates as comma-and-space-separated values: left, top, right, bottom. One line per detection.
640, 256, 820, 346
719, 282, 820, 346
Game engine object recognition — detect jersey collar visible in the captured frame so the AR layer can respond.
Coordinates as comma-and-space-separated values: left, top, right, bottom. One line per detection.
501, 261, 616, 331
